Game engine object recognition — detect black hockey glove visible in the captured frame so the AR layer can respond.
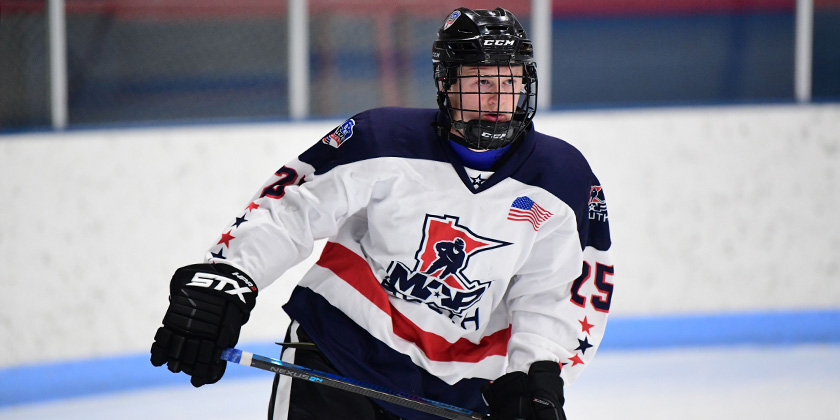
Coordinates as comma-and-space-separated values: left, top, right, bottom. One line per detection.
481, 361, 566, 420
150, 263, 258, 387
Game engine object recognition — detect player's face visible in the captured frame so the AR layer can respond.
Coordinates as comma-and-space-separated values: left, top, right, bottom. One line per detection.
448, 64, 524, 128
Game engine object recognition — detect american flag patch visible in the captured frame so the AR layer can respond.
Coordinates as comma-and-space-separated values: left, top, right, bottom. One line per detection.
507, 196, 553, 231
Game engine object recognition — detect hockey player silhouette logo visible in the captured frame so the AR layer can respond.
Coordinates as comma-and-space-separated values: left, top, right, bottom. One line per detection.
589, 186, 603, 205
424, 238, 467, 281
383, 215, 510, 330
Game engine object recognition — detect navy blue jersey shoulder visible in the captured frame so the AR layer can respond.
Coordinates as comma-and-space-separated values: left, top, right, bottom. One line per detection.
511, 130, 611, 251
299, 107, 448, 175
511, 131, 593, 219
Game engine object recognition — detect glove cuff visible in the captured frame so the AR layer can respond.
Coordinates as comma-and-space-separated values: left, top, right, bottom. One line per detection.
528, 360, 562, 377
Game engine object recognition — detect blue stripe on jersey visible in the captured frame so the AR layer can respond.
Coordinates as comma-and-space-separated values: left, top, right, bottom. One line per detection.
283, 286, 490, 419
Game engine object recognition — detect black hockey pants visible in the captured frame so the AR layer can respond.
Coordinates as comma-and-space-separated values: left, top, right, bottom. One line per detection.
268, 321, 405, 420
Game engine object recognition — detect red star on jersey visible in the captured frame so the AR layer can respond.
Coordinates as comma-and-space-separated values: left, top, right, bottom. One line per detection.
569, 354, 585, 366
246, 202, 260, 212
579, 316, 595, 335
218, 230, 235, 248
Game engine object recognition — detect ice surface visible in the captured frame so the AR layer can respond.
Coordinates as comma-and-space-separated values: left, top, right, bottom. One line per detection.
1, 345, 838, 420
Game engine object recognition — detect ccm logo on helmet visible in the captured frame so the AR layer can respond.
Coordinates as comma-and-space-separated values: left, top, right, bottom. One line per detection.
483, 39, 515, 46
186, 272, 255, 303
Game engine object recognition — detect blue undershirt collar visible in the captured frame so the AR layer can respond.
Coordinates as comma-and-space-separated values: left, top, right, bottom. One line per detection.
447, 140, 512, 171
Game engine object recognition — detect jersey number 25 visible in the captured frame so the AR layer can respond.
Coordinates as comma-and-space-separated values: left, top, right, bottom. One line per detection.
570, 261, 614, 312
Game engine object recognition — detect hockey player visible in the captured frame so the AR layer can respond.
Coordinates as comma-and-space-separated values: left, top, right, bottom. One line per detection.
151, 7, 614, 420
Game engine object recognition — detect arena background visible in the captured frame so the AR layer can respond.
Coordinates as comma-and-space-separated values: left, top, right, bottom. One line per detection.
1, 0, 839, 419
2, 0, 840, 128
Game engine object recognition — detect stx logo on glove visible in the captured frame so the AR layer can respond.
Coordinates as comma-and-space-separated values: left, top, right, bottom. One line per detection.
186, 272, 256, 303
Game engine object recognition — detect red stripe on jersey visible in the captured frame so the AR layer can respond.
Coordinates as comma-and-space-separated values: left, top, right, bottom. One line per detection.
316, 241, 511, 363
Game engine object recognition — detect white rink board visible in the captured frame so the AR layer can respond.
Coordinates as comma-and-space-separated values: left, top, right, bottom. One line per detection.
1, 104, 839, 368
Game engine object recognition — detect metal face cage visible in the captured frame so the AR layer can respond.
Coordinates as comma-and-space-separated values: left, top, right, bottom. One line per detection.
436, 61, 538, 150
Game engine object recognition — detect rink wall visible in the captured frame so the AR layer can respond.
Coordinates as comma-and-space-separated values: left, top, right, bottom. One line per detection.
1, 104, 839, 390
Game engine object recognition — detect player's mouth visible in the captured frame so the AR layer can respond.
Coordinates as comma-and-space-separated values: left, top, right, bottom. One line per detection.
481, 113, 509, 123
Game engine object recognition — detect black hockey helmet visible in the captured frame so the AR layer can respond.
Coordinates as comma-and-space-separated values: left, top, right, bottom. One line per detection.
433, 7, 538, 150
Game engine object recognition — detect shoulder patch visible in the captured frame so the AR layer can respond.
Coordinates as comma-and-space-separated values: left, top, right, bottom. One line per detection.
322, 119, 356, 148
588, 185, 608, 222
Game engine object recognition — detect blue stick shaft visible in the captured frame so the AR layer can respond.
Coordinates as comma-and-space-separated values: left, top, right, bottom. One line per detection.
221, 348, 488, 420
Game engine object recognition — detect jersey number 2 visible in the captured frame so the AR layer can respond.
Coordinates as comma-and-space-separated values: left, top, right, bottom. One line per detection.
260, 166, 299, 199
570, 261, 614, 312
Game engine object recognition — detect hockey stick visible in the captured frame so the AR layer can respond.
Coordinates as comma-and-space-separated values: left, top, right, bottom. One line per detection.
221, 348, 489, 420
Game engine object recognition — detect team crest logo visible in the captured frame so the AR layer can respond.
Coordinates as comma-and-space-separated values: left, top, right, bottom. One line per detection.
322, 118, 355, 148
382, 214, 510, 330
589, 186, 608, 222
443, 10, 460, 30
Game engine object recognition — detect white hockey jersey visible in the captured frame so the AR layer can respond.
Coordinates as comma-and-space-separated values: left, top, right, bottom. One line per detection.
206, 107, 614, 418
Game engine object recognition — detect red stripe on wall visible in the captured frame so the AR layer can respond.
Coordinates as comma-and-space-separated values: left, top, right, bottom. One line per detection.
4, 0, 829, 18
550, 0, 797, 17
315, 241, 511, 363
